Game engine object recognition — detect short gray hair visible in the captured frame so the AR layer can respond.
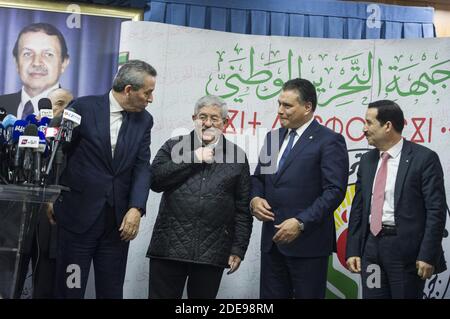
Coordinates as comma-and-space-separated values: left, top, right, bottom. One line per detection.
194, 95, 228, 119
112, 60, 157, 92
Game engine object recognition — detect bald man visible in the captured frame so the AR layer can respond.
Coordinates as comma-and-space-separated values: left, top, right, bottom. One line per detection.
48, 88, 73, 117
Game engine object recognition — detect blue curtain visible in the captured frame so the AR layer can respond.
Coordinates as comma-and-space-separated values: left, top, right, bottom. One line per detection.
68, 0, 148, 8
143, 0, 435, 39
0, 8, 125, 97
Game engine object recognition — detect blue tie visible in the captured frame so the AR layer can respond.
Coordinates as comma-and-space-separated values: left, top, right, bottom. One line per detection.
278, 130, 297, 172
22, 100, 34, 119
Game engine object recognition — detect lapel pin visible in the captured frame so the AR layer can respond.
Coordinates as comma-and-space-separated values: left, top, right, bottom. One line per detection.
309, 136, 313, 139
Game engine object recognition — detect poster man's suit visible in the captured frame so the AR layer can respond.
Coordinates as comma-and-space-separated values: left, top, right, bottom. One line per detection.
0, 92, 21, 116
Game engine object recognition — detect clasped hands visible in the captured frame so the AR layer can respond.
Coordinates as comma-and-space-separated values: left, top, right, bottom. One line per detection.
250, 197, 303, 244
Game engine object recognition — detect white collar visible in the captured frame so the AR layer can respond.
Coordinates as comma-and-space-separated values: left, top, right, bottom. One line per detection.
381, 138, 403, 159
21, 83, 59, 107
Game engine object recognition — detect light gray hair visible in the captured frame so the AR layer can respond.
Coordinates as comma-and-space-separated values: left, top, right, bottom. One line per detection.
194, 95, 228, 119
112, 60, 157, 92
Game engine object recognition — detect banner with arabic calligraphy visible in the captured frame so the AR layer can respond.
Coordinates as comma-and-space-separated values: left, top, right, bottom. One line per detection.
118, 21, 450, 299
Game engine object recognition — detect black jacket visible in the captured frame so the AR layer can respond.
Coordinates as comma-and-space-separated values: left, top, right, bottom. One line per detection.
147, 131, 253, 268
0, 91, 20, 116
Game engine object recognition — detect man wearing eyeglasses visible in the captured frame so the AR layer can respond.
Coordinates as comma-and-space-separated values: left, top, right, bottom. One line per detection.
147, 95, 253, 299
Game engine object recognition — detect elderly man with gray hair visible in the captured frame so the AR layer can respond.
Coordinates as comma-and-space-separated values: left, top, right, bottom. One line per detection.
147, 94, 253, 299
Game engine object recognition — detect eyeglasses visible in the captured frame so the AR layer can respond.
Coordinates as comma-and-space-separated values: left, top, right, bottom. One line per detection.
197, 114, 223, 125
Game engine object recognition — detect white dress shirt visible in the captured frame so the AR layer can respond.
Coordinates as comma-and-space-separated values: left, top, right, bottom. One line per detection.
370, 138, 403, 226
109, 90, 126, 157
18, 83, 60, 119
276, 117, 314, 169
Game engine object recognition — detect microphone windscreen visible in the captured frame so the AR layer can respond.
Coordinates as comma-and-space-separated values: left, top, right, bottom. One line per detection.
24, 124, 39, 136
38, 98, 52, 110
12, 120, 28, 142
39, 117, 51, 127
2, 114, 17, 128
49, 115, 63, 127
25, 114, 38, 125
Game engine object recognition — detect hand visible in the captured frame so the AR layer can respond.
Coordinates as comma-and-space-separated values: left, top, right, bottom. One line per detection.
119, 208, 141, 241
272, 218, 302, 244
250, 197, 274, 222
227, 255, 242, 275
194, 147, 214, 163
45, 203, 56, 225
416, 260, 434, 280
346, 256, 361, 273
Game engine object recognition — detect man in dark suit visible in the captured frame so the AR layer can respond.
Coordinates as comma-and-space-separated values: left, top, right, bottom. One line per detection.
53, 60, 156, 299
251, 78, 349, 299
0, 23, 69, 118
346, 100, 447, 299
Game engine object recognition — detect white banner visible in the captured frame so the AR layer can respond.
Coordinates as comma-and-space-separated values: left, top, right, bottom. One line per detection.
118, 21, 450, 299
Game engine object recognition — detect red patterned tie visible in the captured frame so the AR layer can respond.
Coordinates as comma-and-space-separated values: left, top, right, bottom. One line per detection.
370, 152, 391, 236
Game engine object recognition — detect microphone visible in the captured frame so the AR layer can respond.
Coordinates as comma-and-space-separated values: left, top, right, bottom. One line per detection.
0, 122, 7, 183
12, 120, 29, 182
38, 116, 51, 134
19, 124, 39, 184
38, 98, 53, 119
12, 120, 28, 144
60, 107, 81, 143
1, 115, 18, 183
2, 114, 17, 143
43, 108, 81, 185
34, 131, 48, 183
25, 114, 38, 125
0, 107, 6, 121
0, 122, 5, 145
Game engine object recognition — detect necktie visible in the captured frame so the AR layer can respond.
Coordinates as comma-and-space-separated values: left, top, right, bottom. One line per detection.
370, 152, 391, 236
22, 100, 34, 119
278, 130, 297, 172
114, 111, 129, 158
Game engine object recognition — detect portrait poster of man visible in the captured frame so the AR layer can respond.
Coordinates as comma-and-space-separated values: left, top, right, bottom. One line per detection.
0, 2, 140, 116
0, 1, 141, 299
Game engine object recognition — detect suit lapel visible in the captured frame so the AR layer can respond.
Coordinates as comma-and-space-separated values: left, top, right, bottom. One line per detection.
394, 140, 412, 210
94, 94, 113, 171
269, 128, 287, 184
273, 120, 319, 183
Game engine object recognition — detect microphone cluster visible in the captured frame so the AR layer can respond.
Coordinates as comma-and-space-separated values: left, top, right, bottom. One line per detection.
0, 99, 81, 186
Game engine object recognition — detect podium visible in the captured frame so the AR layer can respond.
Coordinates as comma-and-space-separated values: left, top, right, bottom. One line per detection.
0, 185, 63, 299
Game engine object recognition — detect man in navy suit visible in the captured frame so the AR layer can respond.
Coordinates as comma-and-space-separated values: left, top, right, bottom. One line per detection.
53, 60, 156, 299
251, 78, 349, 298
0, 23, 69, 118
346, 100, 447, 299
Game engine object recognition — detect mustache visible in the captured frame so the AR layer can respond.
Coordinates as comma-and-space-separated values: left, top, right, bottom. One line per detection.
202, 127, 220, 132
28, 65, 48, 74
